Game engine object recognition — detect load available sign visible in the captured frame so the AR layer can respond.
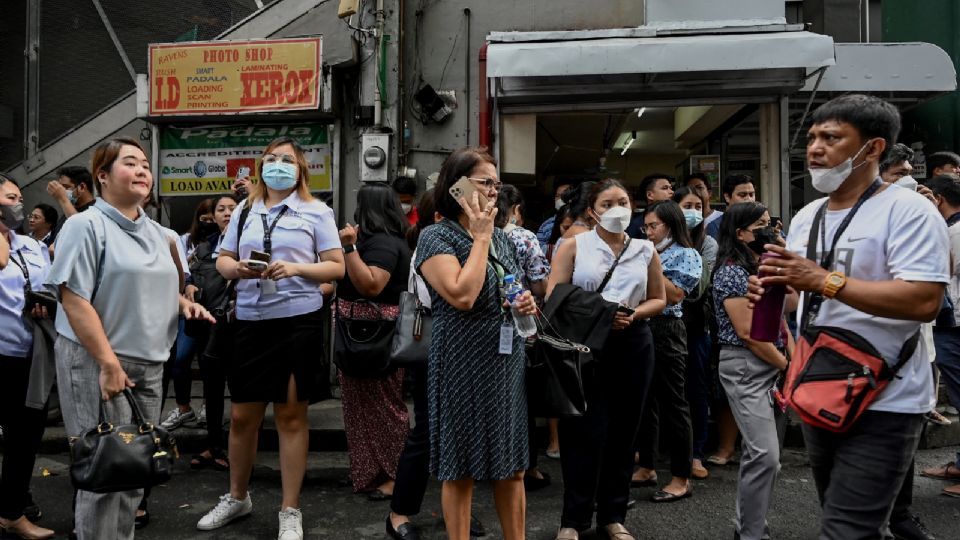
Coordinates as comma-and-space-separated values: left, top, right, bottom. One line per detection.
158, 124, 331, 196
148, 38, 321, 115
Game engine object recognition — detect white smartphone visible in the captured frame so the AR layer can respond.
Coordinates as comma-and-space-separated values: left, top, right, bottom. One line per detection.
241, 259, 269, 271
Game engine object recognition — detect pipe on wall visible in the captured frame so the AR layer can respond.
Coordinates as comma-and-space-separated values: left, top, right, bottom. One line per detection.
478, 42, 491, 149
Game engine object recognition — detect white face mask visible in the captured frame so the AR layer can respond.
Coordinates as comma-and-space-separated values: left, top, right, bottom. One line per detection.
401, 203, 413, 214
894, 175, 919, 191
596, 205, 631, 234
809, 140, 874, 194
555, 198, 565, 211
654, 236, 673, 252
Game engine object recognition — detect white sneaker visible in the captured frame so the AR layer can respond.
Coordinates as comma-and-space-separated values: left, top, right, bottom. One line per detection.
278, 507, 303, 540
197, 493, 252, 530
160, 407, 196, 430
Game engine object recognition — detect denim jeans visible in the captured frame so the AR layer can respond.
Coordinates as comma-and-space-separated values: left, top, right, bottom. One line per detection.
55, 337, 163, 540
802, 410, 923, 540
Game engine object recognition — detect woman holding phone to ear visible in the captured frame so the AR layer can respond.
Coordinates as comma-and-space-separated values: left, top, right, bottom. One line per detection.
198, 137, 344, 540
416, 147, 536, 540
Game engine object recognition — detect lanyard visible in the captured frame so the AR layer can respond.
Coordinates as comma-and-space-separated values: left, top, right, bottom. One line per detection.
803, 179, 882, 327
10, 250, 32, 293
259, 206, 288, 255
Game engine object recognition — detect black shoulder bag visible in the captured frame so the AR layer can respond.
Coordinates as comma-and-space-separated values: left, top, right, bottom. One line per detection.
527, 237, 632, 417
202, 204, 251, 363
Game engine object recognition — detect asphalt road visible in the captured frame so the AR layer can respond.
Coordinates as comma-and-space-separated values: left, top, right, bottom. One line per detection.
19, 446, 960, 539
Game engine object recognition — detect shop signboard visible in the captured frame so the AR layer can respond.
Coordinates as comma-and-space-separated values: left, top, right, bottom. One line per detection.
158, 124, 331, 196
148, 38, 321, 116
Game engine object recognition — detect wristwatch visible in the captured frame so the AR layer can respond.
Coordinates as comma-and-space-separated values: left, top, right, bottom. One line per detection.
343, 244, 356, 254
822, 271, 847, 299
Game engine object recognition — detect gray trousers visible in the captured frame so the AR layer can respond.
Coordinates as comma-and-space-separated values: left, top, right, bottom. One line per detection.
55, 337, 164, 540
719, 346, 782, 540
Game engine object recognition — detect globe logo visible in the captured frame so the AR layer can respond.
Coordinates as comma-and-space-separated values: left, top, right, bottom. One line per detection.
193, 161, 208, 177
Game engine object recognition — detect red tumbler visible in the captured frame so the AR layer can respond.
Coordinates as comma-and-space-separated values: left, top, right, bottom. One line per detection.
750, 252, 787, 342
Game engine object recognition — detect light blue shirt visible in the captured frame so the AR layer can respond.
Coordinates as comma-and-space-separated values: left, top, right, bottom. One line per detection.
1, 234, 51, 357
220, 191, 341, 321
45, 199, 180, 362
659, 243, 703, 318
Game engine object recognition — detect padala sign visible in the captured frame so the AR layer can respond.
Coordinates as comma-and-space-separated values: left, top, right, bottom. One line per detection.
158, 124, 331, 196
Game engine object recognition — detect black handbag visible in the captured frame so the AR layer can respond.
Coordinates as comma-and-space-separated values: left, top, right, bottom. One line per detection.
389, 290, 431, 366
526, 330, 592, 418
334, 299, 397, 378
70, 389, 177, 493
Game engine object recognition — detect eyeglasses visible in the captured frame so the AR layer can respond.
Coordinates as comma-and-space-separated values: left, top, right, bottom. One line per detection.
263, 153, 297, 165
469, 177, 502, 190
642, 222, 664, 233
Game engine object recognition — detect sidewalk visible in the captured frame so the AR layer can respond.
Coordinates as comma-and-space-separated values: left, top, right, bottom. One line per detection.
38, 381, 960, 455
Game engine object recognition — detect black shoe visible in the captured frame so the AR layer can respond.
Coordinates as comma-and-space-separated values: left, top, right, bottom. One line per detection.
386, 515, 420, 540
470, 515, 486, 537
890, 513, 936, 540
524, 471, 552, 491
22, 503, 41, 522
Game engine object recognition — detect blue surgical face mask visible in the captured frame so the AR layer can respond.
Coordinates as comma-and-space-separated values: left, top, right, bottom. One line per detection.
261, 162, 298, 190
683, 208, 703, 229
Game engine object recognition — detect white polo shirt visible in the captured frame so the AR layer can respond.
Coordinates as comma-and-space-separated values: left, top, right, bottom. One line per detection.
787, 183, 950, 414
220, 191, 341, 321
0, 234, 51, 357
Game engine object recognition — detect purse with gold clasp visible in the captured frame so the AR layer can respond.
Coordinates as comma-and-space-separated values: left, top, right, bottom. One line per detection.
70, 389, 178, 493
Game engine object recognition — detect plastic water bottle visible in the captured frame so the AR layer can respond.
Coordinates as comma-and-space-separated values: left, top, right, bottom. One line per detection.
750, 253, 787, 342
503, 274, 538, 338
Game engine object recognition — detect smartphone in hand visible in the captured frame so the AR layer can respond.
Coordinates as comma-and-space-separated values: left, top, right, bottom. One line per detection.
449, 176, 490, 209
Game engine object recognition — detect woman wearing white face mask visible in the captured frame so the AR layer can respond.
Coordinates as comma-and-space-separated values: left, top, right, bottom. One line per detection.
672, 187, 718, 479
633, 200, 702, 503
547, 179, 667, 540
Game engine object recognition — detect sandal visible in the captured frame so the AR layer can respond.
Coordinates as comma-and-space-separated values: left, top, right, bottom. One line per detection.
943, 484, 960, 498
651, 487, 693, 503
921, 461, 960, 480
599, 523, 635, 540
190, 449, 230, 471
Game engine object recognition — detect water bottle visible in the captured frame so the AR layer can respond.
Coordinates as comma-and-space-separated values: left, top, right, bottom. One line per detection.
503, 274, 538, 338
750, 253, 787, 342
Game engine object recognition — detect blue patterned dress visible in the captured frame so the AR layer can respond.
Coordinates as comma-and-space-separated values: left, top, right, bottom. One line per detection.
414, 221, 530, 481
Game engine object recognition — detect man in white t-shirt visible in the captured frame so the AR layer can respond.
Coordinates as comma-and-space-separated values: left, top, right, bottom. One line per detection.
751, 94, 950, 539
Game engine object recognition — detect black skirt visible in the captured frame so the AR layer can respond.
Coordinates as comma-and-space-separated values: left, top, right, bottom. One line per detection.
228, 309, 327, 403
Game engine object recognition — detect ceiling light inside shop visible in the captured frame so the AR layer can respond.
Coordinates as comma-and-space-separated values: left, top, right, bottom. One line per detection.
636, 107, 646, 119
620, 131, 636, 156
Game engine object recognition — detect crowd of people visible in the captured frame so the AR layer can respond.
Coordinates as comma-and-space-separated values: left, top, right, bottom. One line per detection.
2, 93, 960, 540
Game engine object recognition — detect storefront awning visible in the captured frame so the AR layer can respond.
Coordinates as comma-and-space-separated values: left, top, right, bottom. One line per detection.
487, 31, 835, 78
800, 42, 956, 99
486, 30, 835, 108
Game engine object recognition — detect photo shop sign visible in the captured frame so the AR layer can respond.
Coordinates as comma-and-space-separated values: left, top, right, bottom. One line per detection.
148, 37, 321, 116
158, 124, 331, 196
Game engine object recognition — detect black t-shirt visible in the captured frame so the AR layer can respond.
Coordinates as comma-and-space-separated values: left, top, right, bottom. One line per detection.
337, 232, 411, 305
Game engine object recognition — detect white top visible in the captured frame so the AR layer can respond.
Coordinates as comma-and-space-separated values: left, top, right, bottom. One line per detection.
571, 228, 654, 309
408, 250, 431, 308
220, 191, 341, 321
46, 199, 180, 362
164, 226, 189, 279
944, 219, 960, 323
0, 234, 51, 357
704, 210, 723, 227
787, 184, 950, 414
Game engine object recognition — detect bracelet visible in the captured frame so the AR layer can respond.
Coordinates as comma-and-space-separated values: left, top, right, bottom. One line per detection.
343, 244, 356, 254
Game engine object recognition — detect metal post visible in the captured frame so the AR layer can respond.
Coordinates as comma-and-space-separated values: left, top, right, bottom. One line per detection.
24, 0, 41, 160
779, 96, 792, 226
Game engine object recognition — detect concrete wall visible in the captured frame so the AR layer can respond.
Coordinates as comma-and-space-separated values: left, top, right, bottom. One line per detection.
399, 0, 645, 199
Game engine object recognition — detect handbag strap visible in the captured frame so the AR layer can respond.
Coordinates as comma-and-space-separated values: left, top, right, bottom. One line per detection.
97, 389, 149, 429
597, 237, 631, 294
221, 204, 252, 303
